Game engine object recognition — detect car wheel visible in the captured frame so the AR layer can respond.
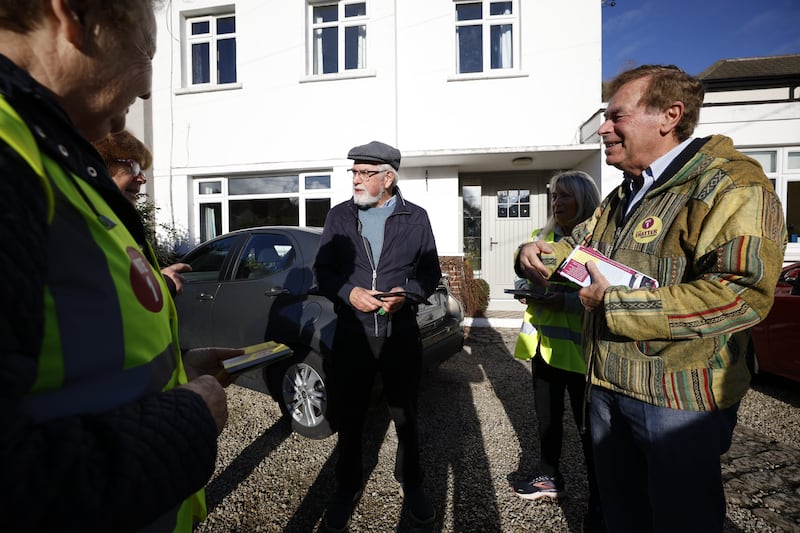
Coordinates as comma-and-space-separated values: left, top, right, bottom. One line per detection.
264, 348, 334, 440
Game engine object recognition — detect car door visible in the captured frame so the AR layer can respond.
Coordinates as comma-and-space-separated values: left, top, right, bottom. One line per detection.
207, 230, 301, 348
177, 233, 245, 349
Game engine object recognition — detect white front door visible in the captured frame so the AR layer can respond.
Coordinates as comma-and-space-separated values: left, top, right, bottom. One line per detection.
462, 172, 551, 310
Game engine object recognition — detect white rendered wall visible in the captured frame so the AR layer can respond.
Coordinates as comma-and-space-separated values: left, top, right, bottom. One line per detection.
148, 0, 601, 253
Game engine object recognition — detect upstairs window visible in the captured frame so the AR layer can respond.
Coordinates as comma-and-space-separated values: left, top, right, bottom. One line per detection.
186, 13, 237, 86
455, 1, 517, 74
309, 1, 367, 75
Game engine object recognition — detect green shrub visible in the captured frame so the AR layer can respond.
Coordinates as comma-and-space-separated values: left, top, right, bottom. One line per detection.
136, 196, 191, 267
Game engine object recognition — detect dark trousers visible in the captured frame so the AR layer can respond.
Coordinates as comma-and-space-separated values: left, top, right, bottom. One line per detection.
532, 353, 600, 510
589, 386, 738, 533
330, 327, 424, 493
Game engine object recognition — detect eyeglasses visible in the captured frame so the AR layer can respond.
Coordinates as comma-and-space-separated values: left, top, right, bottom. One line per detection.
114, 158, 144, 177
347, 168, 387, 181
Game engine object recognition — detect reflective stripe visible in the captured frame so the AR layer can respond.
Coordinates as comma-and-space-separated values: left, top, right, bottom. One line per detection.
48, 185, 126, 376
20, 344, 176, 422
536, 323, 583, 346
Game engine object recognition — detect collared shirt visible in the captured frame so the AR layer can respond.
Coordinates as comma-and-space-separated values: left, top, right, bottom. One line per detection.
625, 137, 694, 216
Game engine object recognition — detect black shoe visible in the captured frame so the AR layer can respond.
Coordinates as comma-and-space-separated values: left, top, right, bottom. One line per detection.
324, 488, 360, 532
400, 483, 435, 525
511, 474, 565, 501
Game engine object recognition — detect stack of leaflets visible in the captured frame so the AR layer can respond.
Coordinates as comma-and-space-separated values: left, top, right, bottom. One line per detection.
557, 245, 659, 289
222, 340, 294, 374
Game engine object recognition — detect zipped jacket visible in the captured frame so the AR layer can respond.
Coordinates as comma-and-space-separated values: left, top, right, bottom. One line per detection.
0, 55, 217, 532
540, 136, 786, 411
514, 229, 585, 373
314, 188, 441, 337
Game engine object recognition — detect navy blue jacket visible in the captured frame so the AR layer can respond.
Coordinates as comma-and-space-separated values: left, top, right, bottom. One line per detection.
314, 188, 441, 337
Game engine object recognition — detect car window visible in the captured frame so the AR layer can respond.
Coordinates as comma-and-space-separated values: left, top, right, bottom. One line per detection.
235, 234, 296, 280
183, 235, 238, 282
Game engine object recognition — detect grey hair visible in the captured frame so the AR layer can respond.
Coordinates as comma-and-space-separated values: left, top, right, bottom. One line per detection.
539, 170, 600, 237
377, 163, 400, 187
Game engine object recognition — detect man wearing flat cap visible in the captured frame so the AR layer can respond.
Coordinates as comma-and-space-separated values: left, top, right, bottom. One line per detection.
314, 140, 441, 531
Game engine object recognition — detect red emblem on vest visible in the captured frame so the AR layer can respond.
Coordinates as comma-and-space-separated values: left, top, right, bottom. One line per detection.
127, 247, 163, 313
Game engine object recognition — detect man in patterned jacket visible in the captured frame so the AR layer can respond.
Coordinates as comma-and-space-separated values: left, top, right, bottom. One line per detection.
516, 65, 786, 533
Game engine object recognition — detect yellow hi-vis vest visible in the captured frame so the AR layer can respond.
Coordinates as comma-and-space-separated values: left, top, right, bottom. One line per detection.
0, 96, 205, 533
513, 229, 585, 374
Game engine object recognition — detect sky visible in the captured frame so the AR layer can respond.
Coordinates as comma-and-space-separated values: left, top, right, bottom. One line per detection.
602, 0, 800, 80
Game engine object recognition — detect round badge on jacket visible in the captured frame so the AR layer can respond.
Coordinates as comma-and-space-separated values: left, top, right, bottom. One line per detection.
633, 216, 663, 244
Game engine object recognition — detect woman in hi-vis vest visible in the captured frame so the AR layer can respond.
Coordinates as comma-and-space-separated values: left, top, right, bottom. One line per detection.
510, 171, 605, 533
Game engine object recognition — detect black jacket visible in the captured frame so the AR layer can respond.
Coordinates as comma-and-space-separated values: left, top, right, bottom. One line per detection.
0, 54, 218, 531
314, 188, 442, 337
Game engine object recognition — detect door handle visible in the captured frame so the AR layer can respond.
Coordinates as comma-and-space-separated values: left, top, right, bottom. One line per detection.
490, 237, 499, 251
198, 292, 214, 301
265, 287, 290, 296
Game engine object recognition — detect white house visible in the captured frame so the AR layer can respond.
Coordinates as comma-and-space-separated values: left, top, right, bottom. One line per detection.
142, 1, 799, 311
145, 0, 603, 311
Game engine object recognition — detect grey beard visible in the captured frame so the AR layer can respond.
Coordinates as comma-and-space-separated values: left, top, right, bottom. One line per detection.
353, 189, 382, 208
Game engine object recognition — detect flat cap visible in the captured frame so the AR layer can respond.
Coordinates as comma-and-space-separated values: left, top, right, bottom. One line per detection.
347, 140, 401, 170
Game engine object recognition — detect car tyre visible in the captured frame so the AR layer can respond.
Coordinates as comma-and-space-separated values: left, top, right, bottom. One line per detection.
264, 348, 335, 440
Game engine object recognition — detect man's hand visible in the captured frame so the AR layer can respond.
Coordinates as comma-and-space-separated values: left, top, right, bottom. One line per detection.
578, 261, 610, 312
349, 286, 389, 313
179, 375, 228, 434
161, 263, 192, 294
375, 286, 406, 315
183, 347, 246, 387
517, 241, 554, 287
349, 286, 408, 315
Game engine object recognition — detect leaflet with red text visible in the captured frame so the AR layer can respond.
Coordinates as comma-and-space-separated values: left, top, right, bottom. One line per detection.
557, 245, 659, 289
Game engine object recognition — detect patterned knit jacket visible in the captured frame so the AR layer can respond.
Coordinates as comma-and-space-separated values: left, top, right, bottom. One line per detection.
543, 135, 787, 411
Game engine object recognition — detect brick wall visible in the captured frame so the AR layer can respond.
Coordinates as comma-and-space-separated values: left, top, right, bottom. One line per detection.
439, 255, 486, 317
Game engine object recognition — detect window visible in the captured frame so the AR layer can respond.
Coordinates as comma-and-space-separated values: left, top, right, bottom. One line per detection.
743, 147, 800, 246
183, 234, 239, 282
309, 2, 367, 75
497, 189, 530, 218
185, 13, 237, 86
235, 234, 296, 280
463, 185, 482, 272
194, 173, 332, 242
455, 1, 517, 74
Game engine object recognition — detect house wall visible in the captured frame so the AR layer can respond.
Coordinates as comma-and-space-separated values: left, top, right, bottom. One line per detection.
148, 0, 601, 259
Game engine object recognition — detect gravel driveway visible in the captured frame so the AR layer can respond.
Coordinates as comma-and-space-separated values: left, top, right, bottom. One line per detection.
196, 327, 800, 532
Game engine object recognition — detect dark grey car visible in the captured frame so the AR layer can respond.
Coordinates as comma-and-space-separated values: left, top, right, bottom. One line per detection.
176, 226, 465, 439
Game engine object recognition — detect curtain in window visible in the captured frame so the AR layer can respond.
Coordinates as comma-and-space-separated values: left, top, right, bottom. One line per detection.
201, 205, 218, 241
313, 28, 323, 74
356, 25, 366, 69
490, 24, 512, 69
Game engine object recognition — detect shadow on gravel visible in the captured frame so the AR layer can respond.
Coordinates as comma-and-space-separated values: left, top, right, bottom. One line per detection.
749, 373, 800, 407
205, 416, 294, 512
460, 327, 591, 533
285, 403, 393, 532
418, 341, 503, 532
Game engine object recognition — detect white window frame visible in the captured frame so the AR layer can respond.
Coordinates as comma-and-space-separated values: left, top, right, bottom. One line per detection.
192, 173, 333, 242
742, 146, 800, 262
184, 12, 237, 88
453, 0, 519, 76
307, 1, 368, 76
